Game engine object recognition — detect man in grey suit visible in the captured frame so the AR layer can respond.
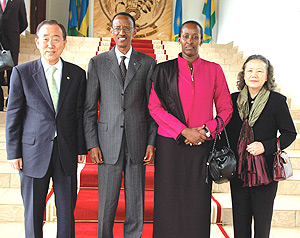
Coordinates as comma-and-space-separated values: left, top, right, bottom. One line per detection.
6, 20, 86, 237
84, 12, 157, 238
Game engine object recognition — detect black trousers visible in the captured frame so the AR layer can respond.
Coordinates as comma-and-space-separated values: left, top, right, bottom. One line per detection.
230, 180, 278, 238
20, 139, 77, 238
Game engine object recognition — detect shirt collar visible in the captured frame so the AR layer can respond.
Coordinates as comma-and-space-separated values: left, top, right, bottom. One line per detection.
178, 53, 201, 67
41, 57, 63, 72
115, 46, 132, 60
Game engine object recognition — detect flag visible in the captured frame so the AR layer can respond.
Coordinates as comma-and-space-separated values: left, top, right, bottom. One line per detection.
78, 0, 89, 37
172, 0, 182, 41
68, 0, 80, 36
202, 0, 215, 43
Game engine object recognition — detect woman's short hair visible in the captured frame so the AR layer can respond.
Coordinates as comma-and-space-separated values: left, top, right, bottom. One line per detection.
179, 20, 203, 40
237, 54, 276, 91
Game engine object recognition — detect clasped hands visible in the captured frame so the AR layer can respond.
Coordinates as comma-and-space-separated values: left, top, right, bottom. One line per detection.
181, 126, 207, 146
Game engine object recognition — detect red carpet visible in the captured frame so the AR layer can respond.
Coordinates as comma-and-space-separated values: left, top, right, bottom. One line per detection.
74, 153, 156, 236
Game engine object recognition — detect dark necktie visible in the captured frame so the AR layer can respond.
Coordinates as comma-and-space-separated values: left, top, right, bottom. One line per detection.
120, 56, 127, 80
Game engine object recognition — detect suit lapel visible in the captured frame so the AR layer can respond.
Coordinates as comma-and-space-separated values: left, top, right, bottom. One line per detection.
106, 48, 124, 87
56, 59, 72, 116
124, 48, 141, 89
3, 0, 12, 12
32, 58, 55, 113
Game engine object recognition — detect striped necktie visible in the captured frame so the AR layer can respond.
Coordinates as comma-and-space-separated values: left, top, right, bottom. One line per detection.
48, 66, 59, 111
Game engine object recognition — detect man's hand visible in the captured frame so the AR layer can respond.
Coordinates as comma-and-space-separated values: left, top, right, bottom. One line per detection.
90, 147, 104, 164
78, 155, 86, 163
143, 145, 155, 165
8, 158, 23, 170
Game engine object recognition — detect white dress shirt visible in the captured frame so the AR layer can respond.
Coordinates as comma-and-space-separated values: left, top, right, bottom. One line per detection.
41, 58, 63, 94
115, 46, 132, 69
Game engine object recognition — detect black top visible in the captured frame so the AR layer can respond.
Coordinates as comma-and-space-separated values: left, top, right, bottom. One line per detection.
224, 91, 297, 182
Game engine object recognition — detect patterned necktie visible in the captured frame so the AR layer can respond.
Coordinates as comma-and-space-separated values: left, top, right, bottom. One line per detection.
119, 56, 127, 80
48, 66, 59, 112
1, 0, 6, 11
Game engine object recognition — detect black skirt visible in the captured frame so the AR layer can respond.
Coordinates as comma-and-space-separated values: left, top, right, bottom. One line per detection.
153, 135, 213, 238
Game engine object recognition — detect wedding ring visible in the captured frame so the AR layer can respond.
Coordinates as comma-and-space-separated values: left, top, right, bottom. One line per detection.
198, 142, 202, 145
189, 143, 193, 146
253, 150, 256, 155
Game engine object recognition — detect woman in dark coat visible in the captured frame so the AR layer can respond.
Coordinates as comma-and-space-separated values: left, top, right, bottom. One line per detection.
226, 54, 297, 238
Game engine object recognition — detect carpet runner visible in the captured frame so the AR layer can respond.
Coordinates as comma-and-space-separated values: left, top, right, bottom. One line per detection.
43, 38, 230, 237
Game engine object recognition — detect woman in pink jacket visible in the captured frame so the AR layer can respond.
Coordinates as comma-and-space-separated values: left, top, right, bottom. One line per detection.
148, 20, 233, 238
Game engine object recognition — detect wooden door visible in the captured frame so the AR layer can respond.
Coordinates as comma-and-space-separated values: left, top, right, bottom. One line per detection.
30, 0, 46, 34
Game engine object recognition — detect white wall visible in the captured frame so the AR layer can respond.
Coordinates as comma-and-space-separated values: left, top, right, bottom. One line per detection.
171, 0, 300, 104
172, 0, 218, 43
217, 0, 300, 104
46, 0, 69, 29
24, 0, 30, 32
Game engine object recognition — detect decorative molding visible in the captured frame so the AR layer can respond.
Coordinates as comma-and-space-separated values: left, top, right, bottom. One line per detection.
93, 0, 172, 40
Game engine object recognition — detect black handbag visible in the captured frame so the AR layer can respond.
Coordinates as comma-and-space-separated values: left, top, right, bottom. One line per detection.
0, 42, 15, 72
206, 116, 237, 184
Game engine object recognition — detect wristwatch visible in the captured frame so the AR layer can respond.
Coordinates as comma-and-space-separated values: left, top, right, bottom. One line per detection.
203, 126, 211, 138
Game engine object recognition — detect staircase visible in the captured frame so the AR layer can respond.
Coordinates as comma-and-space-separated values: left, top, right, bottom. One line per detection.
0, 33, 300, 237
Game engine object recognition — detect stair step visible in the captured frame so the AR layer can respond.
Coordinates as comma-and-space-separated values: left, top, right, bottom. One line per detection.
291, 109, 300, 121
222, 225, 300, 238
288, 136, 300, 150
286, 150, 300, 170
213, 192, 300, 227
0, 149, 7, 162
213, 170, 300, 195
0, 188, 24, 222
0, 162, 20, 188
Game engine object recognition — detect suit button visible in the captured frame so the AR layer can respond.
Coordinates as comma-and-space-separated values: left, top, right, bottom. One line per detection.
121, 93, 124, 96
120, 125, 124, 128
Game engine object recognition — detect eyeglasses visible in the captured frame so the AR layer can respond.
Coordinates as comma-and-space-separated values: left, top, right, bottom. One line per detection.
112, 26, 134, 33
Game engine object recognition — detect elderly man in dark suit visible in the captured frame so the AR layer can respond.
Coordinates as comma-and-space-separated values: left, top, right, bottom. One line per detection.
84, 12, 157, 238
0, 0, 28, 110
6, 20, 86, 238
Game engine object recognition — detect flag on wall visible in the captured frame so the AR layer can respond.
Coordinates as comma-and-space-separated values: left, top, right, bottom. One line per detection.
68, 0, 80, 36
202, 0, 215, 43
78, 0, 89, 37
172, 0, 182, 41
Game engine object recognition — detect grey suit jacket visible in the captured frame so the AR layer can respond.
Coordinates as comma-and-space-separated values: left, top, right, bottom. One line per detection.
84, 47, 157, 164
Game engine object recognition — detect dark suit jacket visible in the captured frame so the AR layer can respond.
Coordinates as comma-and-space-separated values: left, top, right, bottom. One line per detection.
6, 58, 87, 178
84, 47, 157, 164
226, 91, 297, 183
0, 0, 27, 63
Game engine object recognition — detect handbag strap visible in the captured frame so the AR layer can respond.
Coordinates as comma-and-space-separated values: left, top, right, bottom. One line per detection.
211, 116, 231, 152
276, 137, 281, 154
